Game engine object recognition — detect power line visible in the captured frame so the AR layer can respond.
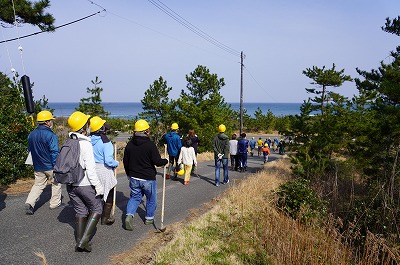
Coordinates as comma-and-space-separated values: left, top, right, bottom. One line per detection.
0, 10, 104, 44
106, 9, 238, 64
147, 0, 241, 58
243, 65, 277, 102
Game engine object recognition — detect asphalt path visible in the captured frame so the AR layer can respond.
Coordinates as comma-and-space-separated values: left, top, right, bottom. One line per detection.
0, 147, 281, 265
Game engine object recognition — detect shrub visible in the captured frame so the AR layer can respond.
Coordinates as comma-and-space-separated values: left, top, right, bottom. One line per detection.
276, 178, 327, 223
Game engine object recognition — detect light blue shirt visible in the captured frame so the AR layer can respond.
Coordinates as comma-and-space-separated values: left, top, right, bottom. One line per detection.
90, 134, 119, 168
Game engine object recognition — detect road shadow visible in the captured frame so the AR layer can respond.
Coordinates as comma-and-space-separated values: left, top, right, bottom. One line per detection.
0, 193, 6, 211
116, 190, 147, 229
57, 202, 76, 228
195, 173, 215, 185
33, 185, 52, 210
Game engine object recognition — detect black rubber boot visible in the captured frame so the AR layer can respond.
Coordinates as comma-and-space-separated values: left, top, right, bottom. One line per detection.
75, 216, 88, 245
101, 203, 115, 225
76, 213, 101, 252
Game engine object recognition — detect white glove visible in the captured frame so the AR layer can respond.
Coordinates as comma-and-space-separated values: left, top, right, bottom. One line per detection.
95, 185, 104, 197
217, 153, 223, 160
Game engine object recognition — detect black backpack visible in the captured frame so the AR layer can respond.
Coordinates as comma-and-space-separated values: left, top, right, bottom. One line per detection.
54, 134, 85, 184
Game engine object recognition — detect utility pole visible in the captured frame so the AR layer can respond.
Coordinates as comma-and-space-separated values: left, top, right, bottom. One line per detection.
239, 51, 244, 135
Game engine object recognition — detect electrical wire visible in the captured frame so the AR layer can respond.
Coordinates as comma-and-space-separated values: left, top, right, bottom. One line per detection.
11, 0, 26, 74
154, 0, 240, 56
0, 10, 105, 44
106, 9, 238, 64
147, 0, 241, 58
243, 64, 277, 102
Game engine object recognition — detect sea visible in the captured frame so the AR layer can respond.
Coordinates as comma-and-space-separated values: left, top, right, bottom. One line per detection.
47, 102, 303, 119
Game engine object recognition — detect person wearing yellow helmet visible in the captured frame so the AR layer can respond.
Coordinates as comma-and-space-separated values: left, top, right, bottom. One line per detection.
123, 119, 168, 230
212, 124, 230, 186
25, 110, 63, 215
89, 116, 119, 225
164, 122, 182, 180
66, 111, 104, 252
261, 143, 271, 164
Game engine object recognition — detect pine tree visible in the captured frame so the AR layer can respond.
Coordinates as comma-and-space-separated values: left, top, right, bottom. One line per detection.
76, 76, 109, 117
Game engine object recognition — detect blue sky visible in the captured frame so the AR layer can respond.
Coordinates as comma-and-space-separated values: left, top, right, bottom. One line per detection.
0, 0, 399, 103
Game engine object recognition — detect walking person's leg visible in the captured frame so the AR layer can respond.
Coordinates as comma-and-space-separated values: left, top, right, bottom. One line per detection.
125, 178, 144, 230
73, 186, 103, 252
244, 153, 248, 170
47, 170, 62, 209
215, 159, 221, 186
166, 155, 174, 179
25, 171, 47, 214
222, 158, 229, 184
142, 180, 157, 224
184, 164, 192, 185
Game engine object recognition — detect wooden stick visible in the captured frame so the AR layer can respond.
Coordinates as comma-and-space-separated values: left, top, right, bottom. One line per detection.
111, 143, 117, 217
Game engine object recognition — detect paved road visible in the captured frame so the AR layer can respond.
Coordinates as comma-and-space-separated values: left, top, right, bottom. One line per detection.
0, 151, 281, 265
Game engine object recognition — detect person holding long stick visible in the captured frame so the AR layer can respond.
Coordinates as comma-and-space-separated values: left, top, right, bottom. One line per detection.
123, 119, 168, 231
89, 116, 119, 225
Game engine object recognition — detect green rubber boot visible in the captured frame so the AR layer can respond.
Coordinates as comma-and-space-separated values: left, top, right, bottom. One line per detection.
75, 216, 88, 245
75, 212, 101, 252
101, 203, 115, 225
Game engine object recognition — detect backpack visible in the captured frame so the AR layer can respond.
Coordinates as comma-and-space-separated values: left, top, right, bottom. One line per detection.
54, 134, 85, 184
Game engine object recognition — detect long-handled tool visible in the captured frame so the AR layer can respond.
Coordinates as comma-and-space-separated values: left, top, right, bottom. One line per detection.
158, 144, 167, 232
111, 143, 117, 218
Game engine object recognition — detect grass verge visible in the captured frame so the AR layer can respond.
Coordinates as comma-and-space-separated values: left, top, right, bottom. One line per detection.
109, 158, 358, 264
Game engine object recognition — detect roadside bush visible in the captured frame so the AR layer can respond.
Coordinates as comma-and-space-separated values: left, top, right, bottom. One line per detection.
276, 178, 327, 223
0, 73, 34, 185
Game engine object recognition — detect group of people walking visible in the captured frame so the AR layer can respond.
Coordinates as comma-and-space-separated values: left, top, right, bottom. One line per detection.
25, 110, 119, 252
24, 112, 282, 252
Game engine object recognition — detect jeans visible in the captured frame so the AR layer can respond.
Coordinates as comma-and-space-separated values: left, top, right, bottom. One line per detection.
215, 158, 228, 185
167, 155, 179, 177
126, 178, 157, 220
263, 153, 269, 163
239, 153, 248, 168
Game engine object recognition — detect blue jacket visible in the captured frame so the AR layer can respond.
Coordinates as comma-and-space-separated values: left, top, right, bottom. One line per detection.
28, 125, 59, 171
165, 132, 182, 156
249, 139, 256, 149
238, 138, 249, 154
90, 134, 119, 168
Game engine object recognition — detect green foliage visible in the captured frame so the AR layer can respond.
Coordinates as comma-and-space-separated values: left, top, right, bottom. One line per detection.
276, 178, 327, 223
303, 64, 352, 115
176, 65, 236, 152
0, 0, 55, 31
0, 73, 33, 185
243, 107, 276, 132
76, 76, 110, 117
139, 76, 175, 146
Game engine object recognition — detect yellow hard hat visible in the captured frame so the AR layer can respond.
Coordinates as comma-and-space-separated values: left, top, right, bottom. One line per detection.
218, 124, 226, 133
171, 123, 179, 130
134, 119, 150, 132
90, 116, 106, 132
68, 111, 90, 132
176, 164, 185, 176
264, 143, 268, 147
37, 110, 54, 122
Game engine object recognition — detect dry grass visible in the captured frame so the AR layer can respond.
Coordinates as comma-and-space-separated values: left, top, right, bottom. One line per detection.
152, 158, 356, 264
34, 251, 48, 265
109, 157, 399, 265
